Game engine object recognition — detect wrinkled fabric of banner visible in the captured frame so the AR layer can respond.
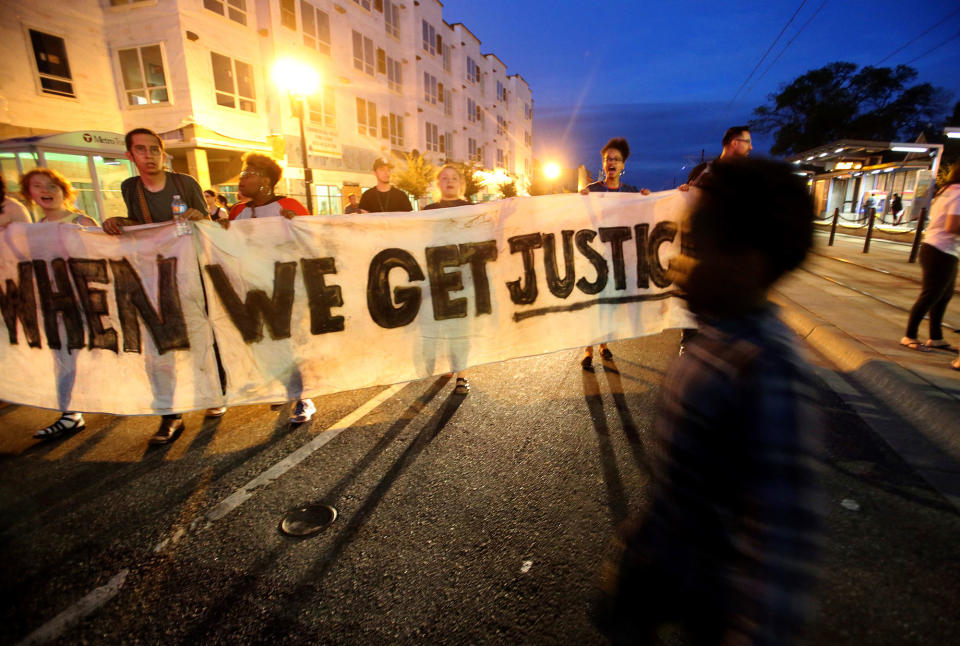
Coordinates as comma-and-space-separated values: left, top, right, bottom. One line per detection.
0, 191, 695, 414
0, 221, 221, 415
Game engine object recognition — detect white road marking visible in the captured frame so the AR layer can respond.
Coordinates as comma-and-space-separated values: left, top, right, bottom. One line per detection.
205, 383, 407, 522
19, 383, 406, 644
520, 560, 533, 574
16, 570, 128, 646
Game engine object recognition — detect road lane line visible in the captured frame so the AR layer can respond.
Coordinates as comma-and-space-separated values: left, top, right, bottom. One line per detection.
205, 383, 407, 522
18, 384, 406, 644
16, 570, 128, 646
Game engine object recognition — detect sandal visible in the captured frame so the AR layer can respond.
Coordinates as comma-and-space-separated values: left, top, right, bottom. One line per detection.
34, 414, 85, 440
454, 377, 470, 395
599, 347, 613, 360
900, 337, 931, 352
925, 339, 954, 350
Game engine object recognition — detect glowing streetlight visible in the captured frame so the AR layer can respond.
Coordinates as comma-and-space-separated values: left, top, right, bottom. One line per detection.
543, 161, 561, 181
272, 59, 320, 214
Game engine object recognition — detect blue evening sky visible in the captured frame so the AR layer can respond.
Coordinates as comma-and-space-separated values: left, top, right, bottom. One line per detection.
440, 0, 960, 189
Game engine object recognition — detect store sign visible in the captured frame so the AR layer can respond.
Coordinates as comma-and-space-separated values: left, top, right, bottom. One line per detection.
834, 161, 862, 170
307, 126, 342, 159
40, 131, 126, 153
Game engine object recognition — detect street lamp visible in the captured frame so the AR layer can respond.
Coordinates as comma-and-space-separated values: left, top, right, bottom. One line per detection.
273, 59, 320, 214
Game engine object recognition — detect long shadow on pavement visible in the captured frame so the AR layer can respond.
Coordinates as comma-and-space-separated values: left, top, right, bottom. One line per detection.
582, 369, 629, 525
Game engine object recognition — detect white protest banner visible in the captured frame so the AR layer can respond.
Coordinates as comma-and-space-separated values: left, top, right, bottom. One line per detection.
197, 191, 694, 405
0, 222, 221, 415
0, 192, 694, 414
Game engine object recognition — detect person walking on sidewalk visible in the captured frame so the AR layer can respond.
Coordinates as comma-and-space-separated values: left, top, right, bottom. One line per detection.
901, 161, 960, 360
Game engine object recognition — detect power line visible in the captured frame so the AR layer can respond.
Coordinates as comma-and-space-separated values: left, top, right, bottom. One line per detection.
726, 0, 808, 108
876, 7, 960, 65
904, 28, 960, 66
745, 0, 831, 98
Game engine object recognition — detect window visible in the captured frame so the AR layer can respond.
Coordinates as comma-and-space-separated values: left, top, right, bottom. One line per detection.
524, 130, 532, 147
380, 116, 390, 141
497, 80, 506, 102
387, 57, 402, 92
204, 0, 247, 25
211, 52, 255, 112
389, 113, 404, 147
496, 148, 505, 168
466, 57, 480, 83
29, 30, 74, 97
524, 102, 532, 120
442, 44, 451, 73
440, 131, 452, 155
352, 30, 374, 76
308, 87, 335, 128
443, 88, 452, 116
302, 2, 331, 55
356, 97, 377, 137
423, 72, 438, 105
468, 138, 479, 163
496, 115, 505, 136
315, 184, 342, 216
118, 45, 169, 106
467, 98, 478, 123
384, 0, 400, 38
422, 20, 436, 55
352, 0, 371, 10
425, 122, 439, 152
280, 0, 297, 29
377, 48, 386, 74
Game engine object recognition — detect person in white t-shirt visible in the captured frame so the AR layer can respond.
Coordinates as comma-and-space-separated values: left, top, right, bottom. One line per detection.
901, 161, 960, 366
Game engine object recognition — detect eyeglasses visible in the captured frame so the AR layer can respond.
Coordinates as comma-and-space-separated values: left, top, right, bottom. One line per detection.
733, 138, 752, 144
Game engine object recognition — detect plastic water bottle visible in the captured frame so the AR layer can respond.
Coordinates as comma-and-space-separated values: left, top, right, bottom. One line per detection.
172, 194, 191, 236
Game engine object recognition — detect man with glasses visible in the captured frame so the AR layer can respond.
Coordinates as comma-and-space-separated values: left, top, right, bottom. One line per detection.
104, 128, 222, 445
685, 126, 752, 186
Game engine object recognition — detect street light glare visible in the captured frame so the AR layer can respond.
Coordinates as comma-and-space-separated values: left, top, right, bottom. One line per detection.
273, 59, 319, 96
543, 162, 561, 180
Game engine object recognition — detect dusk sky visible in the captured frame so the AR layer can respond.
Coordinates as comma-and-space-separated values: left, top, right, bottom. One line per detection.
441, 0, 960, 189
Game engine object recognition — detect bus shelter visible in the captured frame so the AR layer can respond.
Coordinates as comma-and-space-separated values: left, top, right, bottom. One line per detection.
0, 131, 135, 223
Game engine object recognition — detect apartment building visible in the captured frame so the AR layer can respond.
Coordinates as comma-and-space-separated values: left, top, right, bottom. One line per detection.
0, 0, 534, 219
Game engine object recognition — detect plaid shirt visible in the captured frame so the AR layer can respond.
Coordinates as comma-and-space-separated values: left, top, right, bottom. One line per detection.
597, 304, 823, 645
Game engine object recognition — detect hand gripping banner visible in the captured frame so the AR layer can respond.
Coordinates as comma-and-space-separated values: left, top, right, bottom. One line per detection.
0, 191, 695, 414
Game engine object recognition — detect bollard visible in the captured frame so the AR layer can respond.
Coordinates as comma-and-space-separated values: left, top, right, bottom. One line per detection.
828, 207, 840, 246
908, 207, 927, 263
863, 207, 876, 253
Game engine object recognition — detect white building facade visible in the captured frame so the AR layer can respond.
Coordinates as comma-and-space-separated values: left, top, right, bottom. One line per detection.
1, 0, 534, 217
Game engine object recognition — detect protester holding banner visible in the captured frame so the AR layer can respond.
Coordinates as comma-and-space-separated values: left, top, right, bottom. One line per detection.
358, 158, 413, 213
17, 169, 95, 439
106, 128, 222, 445
579, 137, 650, 372
423, 164, 472, 395
21, 168, 97, 227
0, 173, 31, 227
225, 152, 317, 423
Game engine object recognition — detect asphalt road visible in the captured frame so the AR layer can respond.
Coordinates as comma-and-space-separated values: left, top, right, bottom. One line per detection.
1, 331, 958, 645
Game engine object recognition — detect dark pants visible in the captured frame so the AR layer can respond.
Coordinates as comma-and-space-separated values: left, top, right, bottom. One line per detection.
906, 243, 958, 340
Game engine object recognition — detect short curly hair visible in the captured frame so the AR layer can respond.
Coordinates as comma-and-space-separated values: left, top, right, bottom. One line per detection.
242, 152, 283, 189
601, 137, 630, 162
20, 168, 76, 209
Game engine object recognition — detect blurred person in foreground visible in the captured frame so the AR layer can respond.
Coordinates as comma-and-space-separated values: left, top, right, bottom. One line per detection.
423, 164, 473, 395
224, 152, 318, 423
593, 157, 824, 646
578, 137, 650, 371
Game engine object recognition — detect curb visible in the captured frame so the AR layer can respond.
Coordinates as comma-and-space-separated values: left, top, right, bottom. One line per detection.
771, 291, 960, 463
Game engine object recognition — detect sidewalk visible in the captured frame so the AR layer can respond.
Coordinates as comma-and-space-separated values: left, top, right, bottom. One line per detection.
772, 231, 960, 509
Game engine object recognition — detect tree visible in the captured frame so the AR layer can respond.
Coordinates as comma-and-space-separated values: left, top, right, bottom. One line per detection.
393, 150, 437, 200
751, 62, 949, 155
499, 180, 517, 198
450, 160, 484, 201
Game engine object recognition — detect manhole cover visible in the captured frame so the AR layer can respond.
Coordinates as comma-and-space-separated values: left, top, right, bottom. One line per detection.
280, 504, 337, 537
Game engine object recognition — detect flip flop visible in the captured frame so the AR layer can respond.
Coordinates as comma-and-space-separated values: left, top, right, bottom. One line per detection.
925, 339, 956, 351
899, 337, 932, 352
